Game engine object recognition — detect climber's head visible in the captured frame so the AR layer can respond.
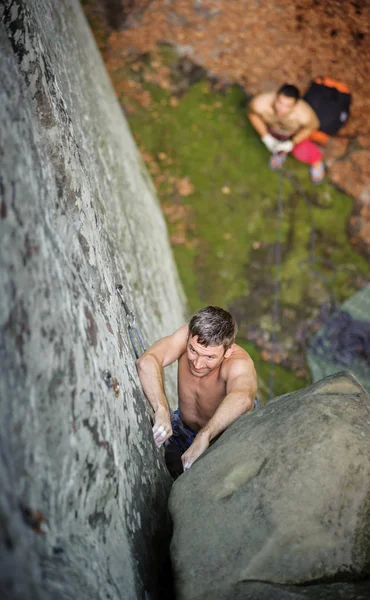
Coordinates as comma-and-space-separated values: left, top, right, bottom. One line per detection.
187, 306, 237, 377
274, 84, 300, 118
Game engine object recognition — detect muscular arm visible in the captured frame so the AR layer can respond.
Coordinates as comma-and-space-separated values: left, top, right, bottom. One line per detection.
248, 109, 269, 137
292, 125, 317, 145
181, 358, 257, 469
291, 108, 320, 145
248, 95, 278, 152
136, 324, 188, 447
201, 362, 257, 441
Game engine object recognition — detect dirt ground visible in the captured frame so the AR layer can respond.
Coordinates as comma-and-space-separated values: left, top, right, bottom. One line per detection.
85, 0, 370, 257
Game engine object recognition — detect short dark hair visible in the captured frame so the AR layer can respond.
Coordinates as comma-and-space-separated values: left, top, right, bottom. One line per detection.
188, 306, 238, 350
277, 83, 300, 101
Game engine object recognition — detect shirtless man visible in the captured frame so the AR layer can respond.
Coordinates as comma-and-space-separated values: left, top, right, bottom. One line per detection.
136, 306, 257, 478
248, 83, 325, 184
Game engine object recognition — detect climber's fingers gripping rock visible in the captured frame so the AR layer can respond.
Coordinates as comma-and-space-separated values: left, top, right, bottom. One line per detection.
153, 406, 172, 448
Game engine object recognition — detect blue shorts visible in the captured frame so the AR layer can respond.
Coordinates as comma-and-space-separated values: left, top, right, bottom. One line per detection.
164, 399, 259, 479
167, 408, 198, 453
164, 409, 198, 479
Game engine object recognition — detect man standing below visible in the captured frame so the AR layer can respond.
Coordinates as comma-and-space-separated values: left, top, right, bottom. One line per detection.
248, 83, 325, 184
136, 306, 257, 478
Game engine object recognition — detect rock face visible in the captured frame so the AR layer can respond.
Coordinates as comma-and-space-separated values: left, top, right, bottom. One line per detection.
169, 373, 370, 600
0, 1, 186, 599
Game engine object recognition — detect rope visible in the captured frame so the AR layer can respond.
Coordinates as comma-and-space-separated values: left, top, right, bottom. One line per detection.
269, 167, 339, 399
268, 167, 370, 398
116, 284, 146, 359
283, 170, 336, 308
269, 168, 284, 400
269, 166, 339, 398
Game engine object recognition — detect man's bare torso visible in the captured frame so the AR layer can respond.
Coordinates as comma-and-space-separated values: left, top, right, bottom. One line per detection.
250, 91, 319, 136
177, 344, 251, 430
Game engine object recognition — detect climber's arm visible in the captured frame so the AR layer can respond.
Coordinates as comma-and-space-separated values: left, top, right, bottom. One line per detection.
291, 107, 320, 145
248, 108, 269, 137
181, 356, 257, 470
136, 324, 188, 447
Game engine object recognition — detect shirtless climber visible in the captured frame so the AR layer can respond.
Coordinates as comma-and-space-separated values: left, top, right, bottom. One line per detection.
136, 306, 257, 479
248, 83, 325, 184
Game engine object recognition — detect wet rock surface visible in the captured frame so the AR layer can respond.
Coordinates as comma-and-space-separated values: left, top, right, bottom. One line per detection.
0, 1, 186, 598
169, 373, 370, 600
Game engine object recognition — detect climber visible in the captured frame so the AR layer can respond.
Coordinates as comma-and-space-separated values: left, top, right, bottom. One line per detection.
136, 306, 257, 479
248, 83, 325, 184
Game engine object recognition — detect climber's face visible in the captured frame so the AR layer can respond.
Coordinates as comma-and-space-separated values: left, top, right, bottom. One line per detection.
187, 335, 232, 377
274, 93, 297, 118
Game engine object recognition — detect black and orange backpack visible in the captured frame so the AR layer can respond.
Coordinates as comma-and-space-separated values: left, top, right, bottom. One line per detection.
304, 77, 351, 145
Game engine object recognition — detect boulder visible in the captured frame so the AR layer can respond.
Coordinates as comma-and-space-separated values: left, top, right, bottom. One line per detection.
207, 580, 370, 600
169, 373, 370, 600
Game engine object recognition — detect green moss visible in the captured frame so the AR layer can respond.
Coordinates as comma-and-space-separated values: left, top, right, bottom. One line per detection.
238, 340, 309, 404
129, 78, 367, 306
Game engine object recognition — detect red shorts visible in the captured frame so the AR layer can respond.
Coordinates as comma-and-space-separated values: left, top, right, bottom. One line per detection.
270, 130, 323, 165
292, 139, 322, 165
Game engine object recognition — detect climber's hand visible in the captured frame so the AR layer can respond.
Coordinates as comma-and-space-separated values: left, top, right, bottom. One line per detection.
275, 140, 294, 153
261, 134, 279, 153
153, 405, 172, 448
181, 431, 210, 471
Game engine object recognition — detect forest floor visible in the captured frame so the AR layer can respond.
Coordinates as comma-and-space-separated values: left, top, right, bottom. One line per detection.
83, 0, 370, 401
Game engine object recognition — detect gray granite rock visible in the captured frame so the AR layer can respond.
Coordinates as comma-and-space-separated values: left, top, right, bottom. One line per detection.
169, 373, 370, 600
0, 1, 186, 598
200, 579, 370, 600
